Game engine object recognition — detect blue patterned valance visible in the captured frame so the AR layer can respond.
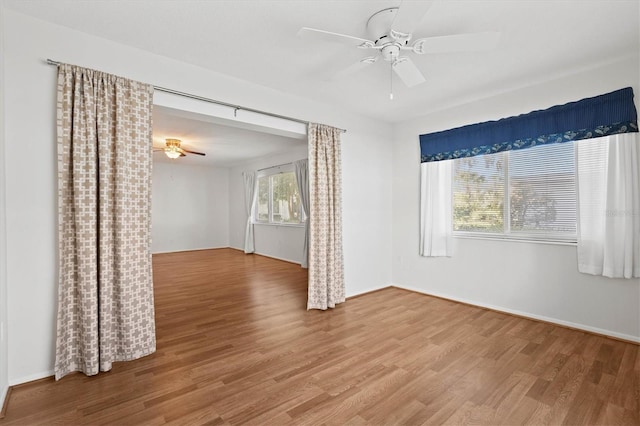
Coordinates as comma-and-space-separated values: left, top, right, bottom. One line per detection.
420, 87, 638, 162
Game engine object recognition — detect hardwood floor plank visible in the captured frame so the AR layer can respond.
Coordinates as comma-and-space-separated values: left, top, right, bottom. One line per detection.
418, 391, 470, 425
1, 248, 638, 425
293, 366, 401, 425
507, 395, 554, 425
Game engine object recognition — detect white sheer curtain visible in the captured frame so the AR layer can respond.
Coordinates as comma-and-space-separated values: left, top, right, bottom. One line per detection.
576, 133, 640, 278
242, 171, 257, 254
294, 159, 310, 268
420, 160, 453, 257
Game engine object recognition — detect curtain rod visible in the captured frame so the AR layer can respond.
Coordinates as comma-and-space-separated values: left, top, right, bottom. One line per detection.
257, 161, 295, 172
45, 59, 346, 133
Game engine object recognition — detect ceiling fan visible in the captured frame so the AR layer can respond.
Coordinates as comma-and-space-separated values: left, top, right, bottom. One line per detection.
298, 1, 500, 97
153, 138, 206, 159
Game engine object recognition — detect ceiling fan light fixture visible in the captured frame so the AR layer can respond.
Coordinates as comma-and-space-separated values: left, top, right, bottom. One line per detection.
164, 138, 182, 159
165, 149, 181, 159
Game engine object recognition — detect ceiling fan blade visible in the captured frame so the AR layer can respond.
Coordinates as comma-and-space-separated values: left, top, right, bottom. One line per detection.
297, 27, 375, 48
152, 148, 164, 152
332, 57, 378, 80
182, 149, 206, 156
391, 0, 434, 37
393, 57, 426, 87
412, 32, 501, 54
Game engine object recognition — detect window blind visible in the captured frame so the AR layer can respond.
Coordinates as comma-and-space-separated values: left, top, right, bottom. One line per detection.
453, 142, 578, 241
508, 143, 576, 238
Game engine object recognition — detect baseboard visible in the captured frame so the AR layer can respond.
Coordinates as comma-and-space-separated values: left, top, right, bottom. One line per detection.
226, 246, 302, 266
346, 285, 390, 300
9, 369, 54, 387
0, 384, 9, 419
252, 252, 301, 266
391, 284, 640, 344
152, 247, 301, 268
2, 373, 55, 417
151, 246, 229, 255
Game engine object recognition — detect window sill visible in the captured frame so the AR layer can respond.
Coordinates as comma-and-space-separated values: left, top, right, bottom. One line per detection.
254, 222, 304, 228
453, 233, 577, 247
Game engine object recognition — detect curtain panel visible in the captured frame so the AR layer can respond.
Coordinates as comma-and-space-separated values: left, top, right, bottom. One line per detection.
55, 64, 156, 379
242, 171, 257, 253
307, 123, 345, 310
420, 160, 453, 257
294, 159, 310, 268
576, 133, 640, 278
420, 87, 638, 162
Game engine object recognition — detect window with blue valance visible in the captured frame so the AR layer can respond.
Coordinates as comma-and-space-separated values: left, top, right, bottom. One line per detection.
420, 87, 638, 162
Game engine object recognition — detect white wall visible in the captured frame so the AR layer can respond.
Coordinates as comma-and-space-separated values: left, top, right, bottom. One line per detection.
3, 9, 393, 384
0, 0, 9, 407
392, 56, 640, 342
229, 145, 308, 264
152, 161, 229, 253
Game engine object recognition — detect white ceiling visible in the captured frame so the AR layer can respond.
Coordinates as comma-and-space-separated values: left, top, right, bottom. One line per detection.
6, 0, 638, 124
152, 106, 306, 167
6, 0, 639, 167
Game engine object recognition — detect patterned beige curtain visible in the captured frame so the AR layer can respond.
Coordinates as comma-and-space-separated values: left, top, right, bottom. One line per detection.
307, 123, 345, 309
55, 64, 156, 380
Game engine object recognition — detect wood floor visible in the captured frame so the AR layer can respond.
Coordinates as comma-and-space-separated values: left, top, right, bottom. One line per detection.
1, 248, 638, 425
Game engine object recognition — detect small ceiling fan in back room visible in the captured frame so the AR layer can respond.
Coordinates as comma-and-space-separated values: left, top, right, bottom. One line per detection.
298, 1, 501, 99
153, 138, 206, 159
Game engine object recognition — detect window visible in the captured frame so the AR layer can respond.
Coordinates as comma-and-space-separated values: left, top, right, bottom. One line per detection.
453, 142, 577, 242
255, 167, 303, 225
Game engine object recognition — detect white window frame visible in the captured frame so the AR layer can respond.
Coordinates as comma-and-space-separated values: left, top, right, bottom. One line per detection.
452, 147, 578, 245
254, 164, 304, 227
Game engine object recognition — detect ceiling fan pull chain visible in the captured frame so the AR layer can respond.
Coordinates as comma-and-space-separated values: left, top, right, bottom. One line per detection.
389, 60, 394, 100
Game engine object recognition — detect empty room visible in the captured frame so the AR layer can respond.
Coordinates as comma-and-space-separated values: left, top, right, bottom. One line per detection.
0, 1, 638, 425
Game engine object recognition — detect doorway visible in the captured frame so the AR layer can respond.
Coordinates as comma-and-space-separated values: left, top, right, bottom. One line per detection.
151, 99, 309, 266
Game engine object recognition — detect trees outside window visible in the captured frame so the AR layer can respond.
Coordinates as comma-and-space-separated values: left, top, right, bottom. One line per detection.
255, 171, 302, 225
453, 142, 576, 241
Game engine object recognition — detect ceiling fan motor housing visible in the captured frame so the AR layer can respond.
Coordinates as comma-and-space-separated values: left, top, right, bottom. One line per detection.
381, 44, 401, 61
